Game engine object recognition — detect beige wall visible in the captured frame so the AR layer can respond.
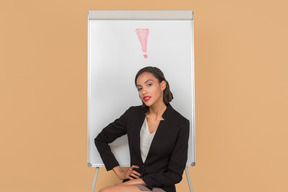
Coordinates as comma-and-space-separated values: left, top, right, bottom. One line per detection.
1, 0, 288, 191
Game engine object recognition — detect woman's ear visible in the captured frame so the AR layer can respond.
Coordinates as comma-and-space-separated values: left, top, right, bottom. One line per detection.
160, 80, 167, 91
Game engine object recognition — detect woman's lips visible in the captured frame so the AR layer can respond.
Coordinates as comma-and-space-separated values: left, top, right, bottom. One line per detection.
143, 96, 151, 101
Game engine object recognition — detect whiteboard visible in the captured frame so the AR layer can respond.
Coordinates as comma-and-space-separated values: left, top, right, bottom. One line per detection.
87, 10, 195, 167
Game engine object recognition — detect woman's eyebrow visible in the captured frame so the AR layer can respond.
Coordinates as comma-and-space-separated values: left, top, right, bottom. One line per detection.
137, 79, 153, 86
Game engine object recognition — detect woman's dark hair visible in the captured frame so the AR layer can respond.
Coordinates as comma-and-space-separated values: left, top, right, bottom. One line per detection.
134, 66, 173, 108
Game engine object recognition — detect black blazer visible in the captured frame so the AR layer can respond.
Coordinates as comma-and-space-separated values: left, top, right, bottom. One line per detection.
94, 103, 190, 192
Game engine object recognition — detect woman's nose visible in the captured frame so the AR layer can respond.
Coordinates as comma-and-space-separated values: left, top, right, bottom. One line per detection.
142, 87, 147, 94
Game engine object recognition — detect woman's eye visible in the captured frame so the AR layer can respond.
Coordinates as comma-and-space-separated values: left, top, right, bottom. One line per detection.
147, 84, 152, 87
137, 88, 142, 91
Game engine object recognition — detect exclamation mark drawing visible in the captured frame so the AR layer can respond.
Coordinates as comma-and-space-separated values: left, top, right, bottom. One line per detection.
136, 28, 149, 58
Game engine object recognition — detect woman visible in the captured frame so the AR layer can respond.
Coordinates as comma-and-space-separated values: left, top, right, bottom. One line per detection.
95, 66, 190, 192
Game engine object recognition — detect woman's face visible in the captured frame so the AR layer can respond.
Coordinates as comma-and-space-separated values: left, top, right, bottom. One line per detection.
136, 72, 166, 107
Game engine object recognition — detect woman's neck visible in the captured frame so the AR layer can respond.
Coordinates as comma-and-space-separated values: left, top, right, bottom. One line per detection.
147, 102, 167, 121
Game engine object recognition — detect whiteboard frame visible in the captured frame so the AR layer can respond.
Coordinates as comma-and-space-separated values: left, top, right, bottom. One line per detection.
87, 10, 195, 167
88, 10, 193, 20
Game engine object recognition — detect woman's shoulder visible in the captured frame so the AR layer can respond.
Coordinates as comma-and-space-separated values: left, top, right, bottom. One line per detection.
126, 105, 147, 113
168, 104, 189, 122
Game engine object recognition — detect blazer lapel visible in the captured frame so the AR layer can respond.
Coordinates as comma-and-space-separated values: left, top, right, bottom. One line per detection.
134, 107, 148, 164
142, 103, 174, 164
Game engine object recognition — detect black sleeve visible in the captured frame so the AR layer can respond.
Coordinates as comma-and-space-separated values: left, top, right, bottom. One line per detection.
94, 107, 131, 171
142, 119, 190, 188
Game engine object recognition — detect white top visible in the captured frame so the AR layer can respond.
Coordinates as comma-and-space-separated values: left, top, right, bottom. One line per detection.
140, 117, 156, 162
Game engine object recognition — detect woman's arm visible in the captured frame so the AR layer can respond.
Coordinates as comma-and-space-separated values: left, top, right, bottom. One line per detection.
141, 120, 190, 188
94, 107, 132, 171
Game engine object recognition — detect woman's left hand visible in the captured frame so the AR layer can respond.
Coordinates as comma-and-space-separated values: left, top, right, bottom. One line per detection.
120, 178, 146, 186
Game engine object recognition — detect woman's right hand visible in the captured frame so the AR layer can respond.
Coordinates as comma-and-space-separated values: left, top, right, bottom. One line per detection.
113, 165, 141, 180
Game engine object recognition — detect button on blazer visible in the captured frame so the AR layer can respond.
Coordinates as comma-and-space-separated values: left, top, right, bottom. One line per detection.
95, 103, 190, 192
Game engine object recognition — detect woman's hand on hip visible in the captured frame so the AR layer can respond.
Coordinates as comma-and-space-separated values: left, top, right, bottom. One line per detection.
113, 165, 141, 180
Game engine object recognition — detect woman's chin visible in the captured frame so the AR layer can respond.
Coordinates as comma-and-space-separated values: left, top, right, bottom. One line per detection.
143, 101, 152, 107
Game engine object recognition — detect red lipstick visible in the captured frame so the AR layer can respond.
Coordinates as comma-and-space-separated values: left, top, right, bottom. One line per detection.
143, 96, 151, 101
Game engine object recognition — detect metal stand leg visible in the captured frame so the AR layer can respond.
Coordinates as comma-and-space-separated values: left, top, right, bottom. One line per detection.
185, 167, 193, 192
91, 167, 99, 192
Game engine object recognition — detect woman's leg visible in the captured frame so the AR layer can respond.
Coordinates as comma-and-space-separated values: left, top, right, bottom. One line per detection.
99, 184, 150, 192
